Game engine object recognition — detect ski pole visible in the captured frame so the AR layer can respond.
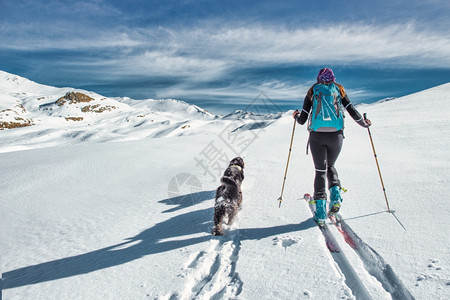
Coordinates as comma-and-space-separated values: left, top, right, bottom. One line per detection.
278, 115, 297, 208
364, 113, 391, 213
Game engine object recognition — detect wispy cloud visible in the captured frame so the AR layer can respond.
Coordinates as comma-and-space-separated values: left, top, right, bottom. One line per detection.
3, 23, 449, 68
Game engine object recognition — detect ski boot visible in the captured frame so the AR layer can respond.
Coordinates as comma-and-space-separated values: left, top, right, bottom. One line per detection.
329, 185, 343, 215
314, 199, 327, 225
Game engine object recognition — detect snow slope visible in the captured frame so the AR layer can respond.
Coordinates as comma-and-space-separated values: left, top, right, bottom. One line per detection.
1, 72, 449, 299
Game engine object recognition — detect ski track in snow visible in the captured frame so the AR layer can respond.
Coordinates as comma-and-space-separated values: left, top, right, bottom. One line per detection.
337, 215, 415, 300
304, 199, 372, 299
304, 198, 415, 299
160, 226, 243, 300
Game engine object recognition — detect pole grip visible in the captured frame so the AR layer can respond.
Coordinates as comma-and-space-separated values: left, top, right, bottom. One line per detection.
363, 113, 367, 120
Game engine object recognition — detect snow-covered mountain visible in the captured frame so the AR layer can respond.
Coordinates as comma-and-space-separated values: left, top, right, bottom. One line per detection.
0, 71, 281, 152
1, 71, 449, 300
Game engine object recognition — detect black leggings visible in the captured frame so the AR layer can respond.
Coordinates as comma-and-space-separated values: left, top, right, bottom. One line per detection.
309, 131, 344, 200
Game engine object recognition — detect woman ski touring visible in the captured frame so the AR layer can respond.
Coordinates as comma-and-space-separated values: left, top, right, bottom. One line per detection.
293, 68, 371, 224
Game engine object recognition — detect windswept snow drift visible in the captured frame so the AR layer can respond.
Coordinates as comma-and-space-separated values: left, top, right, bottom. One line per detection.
1, 71, 449, 299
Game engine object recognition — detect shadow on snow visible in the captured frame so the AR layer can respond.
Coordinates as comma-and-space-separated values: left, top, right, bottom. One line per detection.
3, 192, 314, 290
158, 190, 216, 213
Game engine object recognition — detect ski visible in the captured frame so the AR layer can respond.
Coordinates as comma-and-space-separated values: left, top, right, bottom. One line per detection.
304, 193, 414, 299
303, 194, 373, 299
303, 194, 340, 253
332, 213, 415, 299
329, 214, 358, 249
316, 222, 340, 253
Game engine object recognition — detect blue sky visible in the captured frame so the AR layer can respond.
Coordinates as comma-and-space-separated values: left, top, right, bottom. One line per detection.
1, 0, 449, 114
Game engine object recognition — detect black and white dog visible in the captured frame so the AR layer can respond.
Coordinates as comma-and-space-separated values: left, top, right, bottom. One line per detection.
212, 157, 245, 236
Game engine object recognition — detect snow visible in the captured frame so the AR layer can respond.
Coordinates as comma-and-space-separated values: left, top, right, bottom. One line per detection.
1, 71, 449, 299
